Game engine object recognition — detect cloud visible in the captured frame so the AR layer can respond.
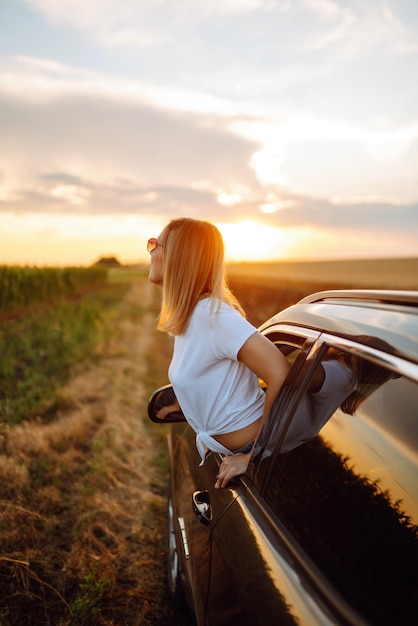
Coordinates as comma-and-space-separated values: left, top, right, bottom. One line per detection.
258, 193, 418, 233
0, 77, 262, 218
232, 115, 418, 201
301, 0, 418, 55
0, 62, 271, 204
7, 4, 418, 125
21, 0, 276, 51
1, 53, 417, 242
0, 55, 239, 117
22, 0, 418, 60
7, 54, 416, 179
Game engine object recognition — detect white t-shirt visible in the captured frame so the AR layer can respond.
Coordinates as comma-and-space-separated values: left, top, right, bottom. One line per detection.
169, 298, 265, 464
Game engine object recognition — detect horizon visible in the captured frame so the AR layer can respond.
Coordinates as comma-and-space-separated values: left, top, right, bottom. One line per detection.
4, 253, 418, 270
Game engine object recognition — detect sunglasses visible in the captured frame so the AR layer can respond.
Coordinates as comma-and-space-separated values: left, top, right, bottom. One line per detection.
147, 238, 163, 253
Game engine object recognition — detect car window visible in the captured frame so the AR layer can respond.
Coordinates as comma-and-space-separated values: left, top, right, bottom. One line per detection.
262, 345, 418, 625
252, 329, 318, 467
251, 330, 325, 485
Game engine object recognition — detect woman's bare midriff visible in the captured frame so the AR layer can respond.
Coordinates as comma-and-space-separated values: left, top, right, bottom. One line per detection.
212, 417, 262, 452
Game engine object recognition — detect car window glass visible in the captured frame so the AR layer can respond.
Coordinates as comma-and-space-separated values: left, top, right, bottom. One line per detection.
257, 325, 311, 389
260, 328, 317, 384
247, 335, 309, 488
263, 346, 418, 626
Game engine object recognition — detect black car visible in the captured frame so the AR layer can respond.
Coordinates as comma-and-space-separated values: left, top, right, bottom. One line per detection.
148, 290, 418, 626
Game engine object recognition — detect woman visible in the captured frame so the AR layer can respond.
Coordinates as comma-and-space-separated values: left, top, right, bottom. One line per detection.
148, 217, 289, 488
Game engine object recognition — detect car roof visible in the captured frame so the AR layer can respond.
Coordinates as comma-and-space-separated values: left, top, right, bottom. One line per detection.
259, 290, 418, 366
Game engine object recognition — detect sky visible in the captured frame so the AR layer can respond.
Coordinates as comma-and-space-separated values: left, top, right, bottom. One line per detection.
0, 0, 417, 266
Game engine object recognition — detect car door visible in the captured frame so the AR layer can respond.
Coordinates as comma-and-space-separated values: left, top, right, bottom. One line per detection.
149, 385, 245, 623
171, 423, 290, 626
197, 328, 337, 625
168, 421, 241, 624
259, 335, 418, 625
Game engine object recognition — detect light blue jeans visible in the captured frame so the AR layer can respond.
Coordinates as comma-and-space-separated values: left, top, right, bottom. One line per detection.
232, 440, 254, 455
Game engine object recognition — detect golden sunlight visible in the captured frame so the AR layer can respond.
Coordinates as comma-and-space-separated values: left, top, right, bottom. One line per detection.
218, 220, 286, 262
0, 212, 166, 266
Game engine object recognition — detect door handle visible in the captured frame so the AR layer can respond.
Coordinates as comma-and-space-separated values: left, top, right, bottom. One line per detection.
192, 490, 212, 526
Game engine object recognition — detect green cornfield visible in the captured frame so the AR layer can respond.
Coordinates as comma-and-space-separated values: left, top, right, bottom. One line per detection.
0, 265, 107, 315
0, 265, 127, 424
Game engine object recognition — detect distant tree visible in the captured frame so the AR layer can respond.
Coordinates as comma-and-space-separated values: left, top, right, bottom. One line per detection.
93, 256, 122, 268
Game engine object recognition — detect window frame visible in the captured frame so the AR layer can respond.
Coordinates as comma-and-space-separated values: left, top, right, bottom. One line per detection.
318, 332, 418, 383
252, 324, 322, 490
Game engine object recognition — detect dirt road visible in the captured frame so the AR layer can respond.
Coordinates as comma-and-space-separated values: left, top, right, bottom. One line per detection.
0, 278, 195, 625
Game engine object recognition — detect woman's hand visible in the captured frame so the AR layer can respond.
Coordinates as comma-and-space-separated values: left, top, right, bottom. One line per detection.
156, 400, 180, 420
214, 452, 252, 489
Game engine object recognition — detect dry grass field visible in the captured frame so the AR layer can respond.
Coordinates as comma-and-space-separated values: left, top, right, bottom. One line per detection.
0, 259, 417, 625
227, 256, 418, 290
0, 279, 192, 626
227, 256, 418, 327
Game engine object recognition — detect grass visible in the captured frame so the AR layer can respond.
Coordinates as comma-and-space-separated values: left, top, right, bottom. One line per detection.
107, 266, 149, 284
0, 276, 194, 626
68, 568, 111, 625
0, 282, 129, 425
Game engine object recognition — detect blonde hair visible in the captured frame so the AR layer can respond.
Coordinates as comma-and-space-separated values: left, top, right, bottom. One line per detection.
158, 218, 244, 335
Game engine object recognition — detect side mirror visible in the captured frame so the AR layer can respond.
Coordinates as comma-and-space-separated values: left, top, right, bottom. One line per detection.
147, 384, 186, 423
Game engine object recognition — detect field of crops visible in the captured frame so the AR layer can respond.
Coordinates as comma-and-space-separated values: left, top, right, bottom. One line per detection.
0, 266, 107, 317
0, 266, 129, 425
227, 256, 418, 291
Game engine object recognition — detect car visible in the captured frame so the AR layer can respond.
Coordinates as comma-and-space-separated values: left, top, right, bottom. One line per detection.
148, 290, 418, 626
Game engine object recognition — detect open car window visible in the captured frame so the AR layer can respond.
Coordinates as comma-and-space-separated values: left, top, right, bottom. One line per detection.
250, 328, 321, 486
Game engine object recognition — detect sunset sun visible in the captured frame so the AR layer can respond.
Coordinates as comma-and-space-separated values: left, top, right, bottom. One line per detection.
218, 220, 286, 262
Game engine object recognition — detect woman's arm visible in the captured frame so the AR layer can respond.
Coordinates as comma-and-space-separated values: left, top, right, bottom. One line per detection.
215, 332, 290, 488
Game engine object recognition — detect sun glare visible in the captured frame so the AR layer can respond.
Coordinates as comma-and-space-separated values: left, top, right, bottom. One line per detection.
218, 220, 286, 262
